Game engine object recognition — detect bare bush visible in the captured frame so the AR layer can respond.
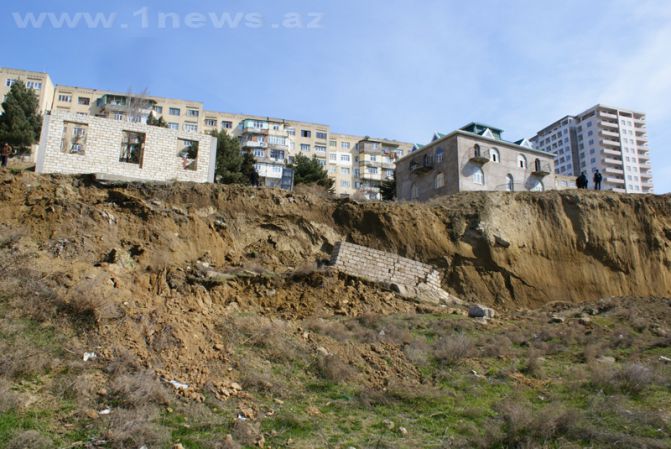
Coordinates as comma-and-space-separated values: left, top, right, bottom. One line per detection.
110, 370, 171, 408
232, 420, 261, 447
0, 337, 54, 379
523, 349, 545, 379
0, 379, 22, 413
434, 333, 473, 366
317, 354, 356, 383
104, 406, 170, 449
5, 430, 53, 449
403, 339, 431, 366
237, 357, 286, 396
589, 362, 654, 395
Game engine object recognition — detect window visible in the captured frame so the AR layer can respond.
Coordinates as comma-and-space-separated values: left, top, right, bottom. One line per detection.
78, 97, 90, 106
269, 135, 287, 146
186, 109, 200, 117
205, 119, 217, 127
340, 154, 351, 162
490, 148, 500, 163
329, 153, 338, 161
517, 154, 527, 169
370, 155, 377, 162
529, 179, 544, 192
153, 106, 163, 114
114, 112, 124, 121
341, 167, 351, 175
330, 140, 337, 147
25, 81, 42, 90
340, 180, 351, 188
301, 130, 311, 138
341, 142, 351, 149
328, 167, 337, 175
434, 172, 445, 189
120, 131, 146, 165
300, 144, 310, 152
315, 145, 327, 153
253, 149, 265, 158
221, 121, 232, 129
168, 122, 179, 130
368, 167, 379, 175
61, 122, 88, 155
272, 166, 283, 173
5, 79, 17, 87
58, 94, 72, 103
287, 128, 296, 136
317, 159, 326, 167
316, 131, 328, 140
506, 174, 514, 192
183, 123, 198, 132
177, 139, 199, 171
169, 107, 181, 116
473, 167, 484, 185
354, 168, 360, 177
270, 149, 285, 160
435, 148, 445, 163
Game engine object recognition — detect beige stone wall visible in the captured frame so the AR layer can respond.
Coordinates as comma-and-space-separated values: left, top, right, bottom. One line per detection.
36, 111, 216, 183
330, 242, 442, 290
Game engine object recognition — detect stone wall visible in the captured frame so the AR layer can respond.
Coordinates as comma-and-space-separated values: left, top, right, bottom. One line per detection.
36, 111, 217, 183
330, 241, 442, 289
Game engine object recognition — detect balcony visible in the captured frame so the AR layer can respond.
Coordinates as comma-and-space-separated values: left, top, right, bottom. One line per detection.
359, 144, 384, 155
603, 148, 621, 157
605, 177, 625, 185
242, 140, 267, 148
599, 111, 618, 120
531, 160, 552, 177
601, 120, 619, 129
409, 154, 434, 173
242, 125, 269, 135
604, 167, 624, 175
600, 129, 620, 138
601, 138, 621, 147
468, 145, 490, 164
604, 157, 623, 166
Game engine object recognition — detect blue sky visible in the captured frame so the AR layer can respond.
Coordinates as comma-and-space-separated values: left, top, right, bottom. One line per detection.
2, 0, 670, 192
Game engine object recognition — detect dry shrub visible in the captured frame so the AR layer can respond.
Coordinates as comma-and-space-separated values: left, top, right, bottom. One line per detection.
237, 357, 286, 396
232, 420, 261, 447
227, 315, 306, 363
0, 336, 55, 379
403, 339, 431, 366
213, 435, 241, 449
0, 379, 22, 413
434, 333, 473, 366
304, 318, 351, 341
589, 362, 654, 395
317, 354, 356, 383
60, 289, 122, 324
5, 430, 53, 449
55, 371, 102, 405
110, 370, 171, 408
104, 406, 169, 449
523, 349, 544, 379
105, 349, 142, 376
479, 334, 513, 358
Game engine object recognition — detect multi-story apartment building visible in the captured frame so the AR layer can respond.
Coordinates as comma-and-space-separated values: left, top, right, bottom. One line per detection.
531, 105, 653, 193
0, 68, 54, 115
0, 67, 412, 197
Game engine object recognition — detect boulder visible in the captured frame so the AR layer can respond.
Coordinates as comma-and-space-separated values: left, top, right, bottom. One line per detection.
468, 305, 495, 319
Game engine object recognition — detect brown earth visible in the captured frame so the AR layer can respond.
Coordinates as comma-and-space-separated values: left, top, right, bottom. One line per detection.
1, 171, 670, 394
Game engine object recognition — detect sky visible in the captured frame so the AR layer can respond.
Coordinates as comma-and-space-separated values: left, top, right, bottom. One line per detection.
1, 0, 670, 192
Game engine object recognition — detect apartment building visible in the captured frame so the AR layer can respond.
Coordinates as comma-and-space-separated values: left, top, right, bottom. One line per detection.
531, 105, 653, 193
1, 67, 412, 197
0, 68, 54, 115
396, 123, 570, 202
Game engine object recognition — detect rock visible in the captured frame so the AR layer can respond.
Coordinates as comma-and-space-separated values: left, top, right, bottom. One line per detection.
214, 343, 225, 351
596, 355, 616, 364
84, 409, 99, 420
306, 406, 321, 416
578, 316, 591, 325
399, 427, 408, 436
468, 305, 495, 319
494, 235, 511, 248
549, 315, 565, 324
316, 346, 329, 356
97, 388, 108, 397
173, 444, 185, 449
383, 419, 395, 430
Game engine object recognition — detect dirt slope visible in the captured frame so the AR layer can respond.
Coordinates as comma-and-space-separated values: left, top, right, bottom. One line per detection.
1, 172, 670, 309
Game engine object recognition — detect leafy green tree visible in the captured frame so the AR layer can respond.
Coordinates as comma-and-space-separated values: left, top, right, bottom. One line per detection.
380, 177, 396, 201
0, 81, 42, 154
290, 154, 334, 190
209, 129, 247, 184
240, 152, 258, 185
146, 113, 168, 128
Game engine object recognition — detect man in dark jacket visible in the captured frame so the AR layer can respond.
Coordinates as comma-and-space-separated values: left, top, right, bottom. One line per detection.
593, 170, 603, 190
577, 172, 588, 189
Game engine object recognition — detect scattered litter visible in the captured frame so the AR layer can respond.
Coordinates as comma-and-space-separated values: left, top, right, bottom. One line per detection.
236, 412, 247, 421
168, 380, 189, 390
99, 408, 111, 415
660, 356, 671, 364
83, 352, 97, 362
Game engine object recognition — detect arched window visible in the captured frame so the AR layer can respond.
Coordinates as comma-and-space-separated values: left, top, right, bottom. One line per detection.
435, 148, 445, 163
473, 167, 484, 185
490, 148, 500, 163
517, 154, 527, 169
506, 174, 514, 192
434, 172, 445, 189
411, 183, 418, 200
530, 178, 544, 192
474, 144, 482, 158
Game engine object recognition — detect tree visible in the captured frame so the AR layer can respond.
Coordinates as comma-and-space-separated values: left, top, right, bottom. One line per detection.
0, 81, 42, 154
240, 152, 258, 184
380, 177, 396, 201
209, 129, 248, 184
146, 112, 168, 128
290, 154, 334, 190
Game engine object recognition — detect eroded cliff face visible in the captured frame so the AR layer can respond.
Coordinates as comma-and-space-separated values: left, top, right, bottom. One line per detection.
1, 172, 669, 310
334, 192, 671, 307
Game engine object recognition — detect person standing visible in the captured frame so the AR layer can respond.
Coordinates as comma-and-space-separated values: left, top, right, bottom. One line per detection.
577, 172, 588, 189
593, 170, 603, 191
1, 143, 11, 167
